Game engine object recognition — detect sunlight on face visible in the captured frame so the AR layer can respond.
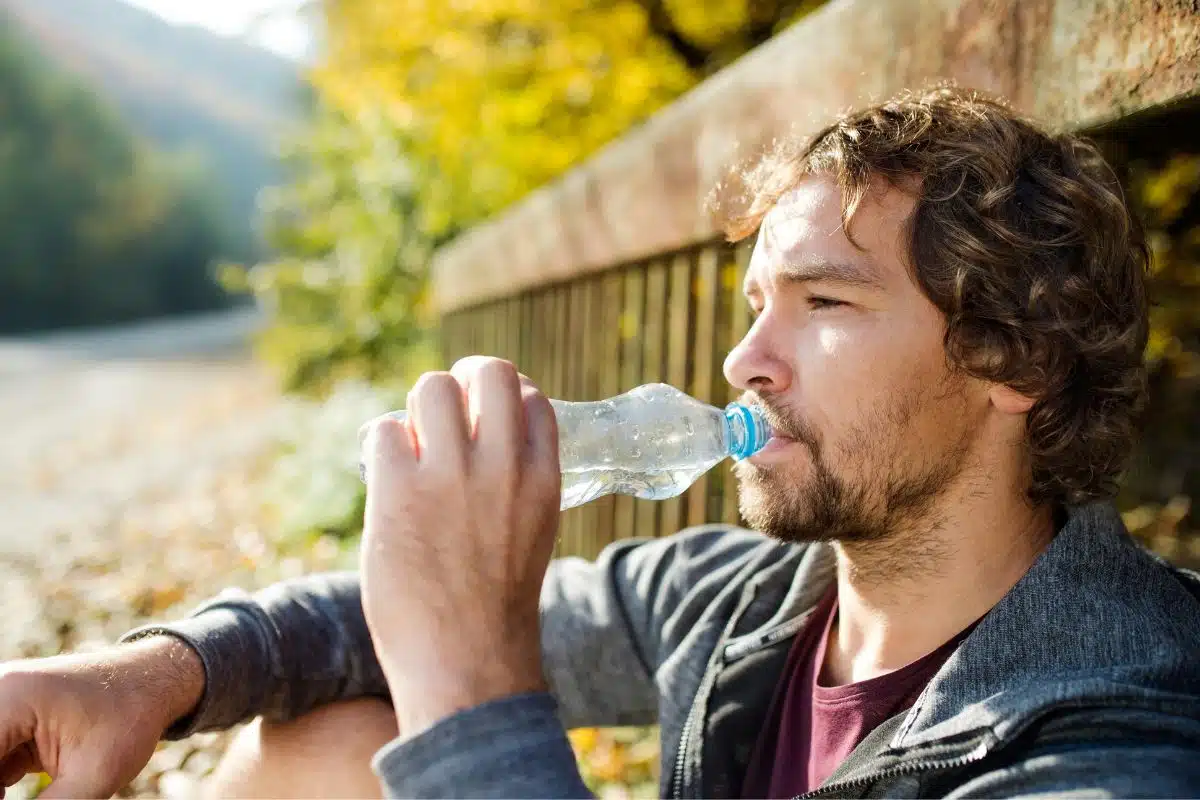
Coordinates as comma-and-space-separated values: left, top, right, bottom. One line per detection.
723, 175, 984, 545
817, 326, 845, 354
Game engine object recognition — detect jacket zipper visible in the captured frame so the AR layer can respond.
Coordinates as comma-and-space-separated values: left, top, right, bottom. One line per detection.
670, 579, 766, 798
670, 688, 701, 799
794, 744, 990, 799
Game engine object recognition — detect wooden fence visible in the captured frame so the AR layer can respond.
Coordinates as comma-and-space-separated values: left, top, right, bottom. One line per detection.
431, 0, 1200, 558
442, 242, 754, 558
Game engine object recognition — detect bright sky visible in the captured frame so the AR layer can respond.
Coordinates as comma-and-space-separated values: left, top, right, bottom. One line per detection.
120, 0, 315, 61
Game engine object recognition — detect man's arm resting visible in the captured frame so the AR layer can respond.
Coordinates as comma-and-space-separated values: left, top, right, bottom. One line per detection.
120, 571, 388, 738
120, 526, 764, 738
372, 693, 591, 799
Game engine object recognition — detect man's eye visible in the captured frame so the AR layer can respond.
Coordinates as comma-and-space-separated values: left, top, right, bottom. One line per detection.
808, 296, 845, 310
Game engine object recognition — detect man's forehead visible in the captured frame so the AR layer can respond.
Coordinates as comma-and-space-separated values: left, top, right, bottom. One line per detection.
747, 177, 909, 290
760, 181, 849, 256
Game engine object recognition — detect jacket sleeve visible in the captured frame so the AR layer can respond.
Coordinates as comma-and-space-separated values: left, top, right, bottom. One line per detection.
371, 692, 592, 799
120, 571, 385, 738
120, 525, 767, 738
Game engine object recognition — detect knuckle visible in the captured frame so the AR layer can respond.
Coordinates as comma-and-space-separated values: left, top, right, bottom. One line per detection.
450, 355, 485, 376
371, 417, 409, 454
477, 358, 518, 383
412, 370, 459, 398
521, 384, 551, 413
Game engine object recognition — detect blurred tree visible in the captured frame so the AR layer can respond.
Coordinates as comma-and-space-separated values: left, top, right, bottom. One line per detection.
316, 0, 826, 237
0, 20, 239, 332
236, 0, 827, 398
225, 106, 437, 395
1117, 147, 1200, 544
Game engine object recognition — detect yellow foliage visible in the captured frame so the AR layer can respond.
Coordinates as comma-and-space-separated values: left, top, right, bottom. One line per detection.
315, 0, 821, 236
570, 726, 660, 795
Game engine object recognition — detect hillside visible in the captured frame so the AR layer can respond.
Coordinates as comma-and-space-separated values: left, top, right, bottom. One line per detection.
0, 0, 307, 253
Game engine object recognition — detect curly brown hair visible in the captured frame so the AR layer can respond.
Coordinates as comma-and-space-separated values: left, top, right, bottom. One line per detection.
714, 86, 1150, 508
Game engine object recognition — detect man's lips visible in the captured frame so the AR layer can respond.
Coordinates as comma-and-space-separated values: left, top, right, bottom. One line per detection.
749, 434, 799, 460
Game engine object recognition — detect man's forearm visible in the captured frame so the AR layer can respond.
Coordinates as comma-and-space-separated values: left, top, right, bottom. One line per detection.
121, 571, 389, 737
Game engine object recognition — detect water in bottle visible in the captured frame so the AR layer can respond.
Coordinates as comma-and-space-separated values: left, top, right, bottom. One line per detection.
358, 382, 772, 510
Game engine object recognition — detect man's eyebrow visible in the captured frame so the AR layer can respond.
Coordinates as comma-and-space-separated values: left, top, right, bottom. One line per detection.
744, 259, 885, 294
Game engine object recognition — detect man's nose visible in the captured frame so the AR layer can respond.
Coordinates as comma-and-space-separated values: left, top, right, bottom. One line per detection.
723, 316, 793, 394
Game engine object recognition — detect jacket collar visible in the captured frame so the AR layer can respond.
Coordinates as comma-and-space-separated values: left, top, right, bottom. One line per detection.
893, 501, 1200, 748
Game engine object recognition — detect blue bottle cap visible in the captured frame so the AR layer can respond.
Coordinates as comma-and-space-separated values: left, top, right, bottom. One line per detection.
725, 402, 772, 460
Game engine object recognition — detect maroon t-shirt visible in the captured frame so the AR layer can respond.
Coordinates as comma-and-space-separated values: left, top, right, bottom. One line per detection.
741, 589, 977, 798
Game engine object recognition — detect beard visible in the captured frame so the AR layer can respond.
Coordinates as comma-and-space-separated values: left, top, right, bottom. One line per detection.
734, 379, 972, 549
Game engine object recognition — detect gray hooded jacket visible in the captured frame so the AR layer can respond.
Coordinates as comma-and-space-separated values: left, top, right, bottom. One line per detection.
125, 502, 1200, 797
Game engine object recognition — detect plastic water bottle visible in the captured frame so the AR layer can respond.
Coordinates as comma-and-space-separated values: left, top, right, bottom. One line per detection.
358, 382, 772, 510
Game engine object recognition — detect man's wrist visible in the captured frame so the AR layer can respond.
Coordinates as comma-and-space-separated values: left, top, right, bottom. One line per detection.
118, 635, 207, 734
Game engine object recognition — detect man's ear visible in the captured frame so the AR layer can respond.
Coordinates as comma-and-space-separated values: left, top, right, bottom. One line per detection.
990, 384, 1036, 415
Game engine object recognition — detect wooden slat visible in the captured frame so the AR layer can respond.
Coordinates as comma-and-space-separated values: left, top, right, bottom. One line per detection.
686, 247, 721, 527
640, 259, 669, 386
562, 281, 589, 556
530, 293, 547, 392
450, 312, 465, 364
658, 252, 695, 537
451, 313, 462, 358
479, 304, 494, 358
473, 304, 487, 358
519, 291, 535, 376
707, 244, 736, 524
542, 290, 557, 390
461, 313, 473, 356
526, 290, 553, 552
555, 285, 575, 554
439, 314, 455, 366
488, 300, 502, 361
543, 286, 564, 557
554, 285, 571, 397
577, 277, 602, 560
613, 265, 645, 541
633, 259, 668, 541
491, 301, 503, 358
722, 240, 755, 526
590, 270, 625, 554
507, 295, 522, 365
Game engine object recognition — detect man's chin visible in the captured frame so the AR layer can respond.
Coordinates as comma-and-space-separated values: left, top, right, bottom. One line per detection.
736, 476, 826, 543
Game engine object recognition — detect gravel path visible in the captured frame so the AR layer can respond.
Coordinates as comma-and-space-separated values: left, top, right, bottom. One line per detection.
0, 313, 343, 798
0, 357, 280, 557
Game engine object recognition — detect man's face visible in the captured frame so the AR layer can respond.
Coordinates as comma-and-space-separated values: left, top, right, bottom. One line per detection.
724, 174, 988, 545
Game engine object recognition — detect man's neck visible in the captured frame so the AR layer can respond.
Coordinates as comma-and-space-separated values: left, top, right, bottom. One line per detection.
821, 478, 1057, 687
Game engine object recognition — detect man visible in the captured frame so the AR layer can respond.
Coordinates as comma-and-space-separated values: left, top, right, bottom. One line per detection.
2, 87, 1199, 799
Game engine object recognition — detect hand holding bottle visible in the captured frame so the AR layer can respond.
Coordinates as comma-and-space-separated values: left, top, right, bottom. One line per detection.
358, 357, 561, 738
360, 381, 771, 509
